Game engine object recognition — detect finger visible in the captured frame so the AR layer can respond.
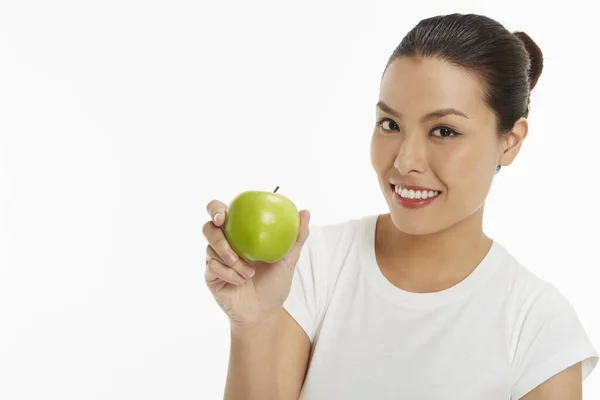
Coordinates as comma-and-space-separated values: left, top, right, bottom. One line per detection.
206, 199, 228, 226
205, 256, 246, 285
281, 210, 311, 269
206, 244, 252, 280
206, 244, 225, 264
203, 230, 256, 280
203, 221, 238, 264
203, 220, 234, 261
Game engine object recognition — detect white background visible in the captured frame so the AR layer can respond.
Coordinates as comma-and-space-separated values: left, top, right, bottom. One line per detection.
1, 0, 598, 399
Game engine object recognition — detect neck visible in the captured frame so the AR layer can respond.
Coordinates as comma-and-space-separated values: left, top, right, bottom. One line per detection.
376, 208, 492, 281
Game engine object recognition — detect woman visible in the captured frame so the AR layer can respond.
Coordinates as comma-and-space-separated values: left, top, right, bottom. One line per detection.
203, 13, 598, 399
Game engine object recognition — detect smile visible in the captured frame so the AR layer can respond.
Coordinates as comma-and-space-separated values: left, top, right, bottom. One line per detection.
390, 184, 442, 209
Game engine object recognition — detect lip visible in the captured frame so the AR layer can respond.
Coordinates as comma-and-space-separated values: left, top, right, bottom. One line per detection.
389, 183, 442, 209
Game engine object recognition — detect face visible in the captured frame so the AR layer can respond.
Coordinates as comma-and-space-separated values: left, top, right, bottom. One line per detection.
370, 56, 527, 236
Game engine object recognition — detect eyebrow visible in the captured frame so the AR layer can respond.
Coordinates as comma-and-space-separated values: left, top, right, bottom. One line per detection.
376, 101, 469, 122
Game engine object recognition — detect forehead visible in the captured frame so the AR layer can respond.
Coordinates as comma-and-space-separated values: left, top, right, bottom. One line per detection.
379, 57, 489, 117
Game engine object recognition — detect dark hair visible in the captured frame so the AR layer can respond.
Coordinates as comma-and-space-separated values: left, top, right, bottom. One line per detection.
383, 14, 544, 173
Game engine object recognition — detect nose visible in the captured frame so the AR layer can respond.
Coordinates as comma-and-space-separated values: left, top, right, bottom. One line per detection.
393, 133, 427, 175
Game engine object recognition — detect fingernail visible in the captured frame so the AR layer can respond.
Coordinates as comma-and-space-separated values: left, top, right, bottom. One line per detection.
225, 251, 237, 265
213, 212, 222, 224
243, 266, 255, 278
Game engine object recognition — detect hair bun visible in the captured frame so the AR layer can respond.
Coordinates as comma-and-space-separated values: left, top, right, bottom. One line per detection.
513, 31, 544, 91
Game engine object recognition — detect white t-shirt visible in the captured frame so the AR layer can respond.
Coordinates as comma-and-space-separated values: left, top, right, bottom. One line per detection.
283, 214, 598, 400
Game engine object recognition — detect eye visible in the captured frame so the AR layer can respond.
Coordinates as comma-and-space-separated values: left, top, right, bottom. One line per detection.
377, 118, 399, 132
431, 126, 460, 138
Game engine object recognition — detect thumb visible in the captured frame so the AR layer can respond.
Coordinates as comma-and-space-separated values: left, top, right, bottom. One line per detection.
281, 210, 311, 269
296, 209, 311, 243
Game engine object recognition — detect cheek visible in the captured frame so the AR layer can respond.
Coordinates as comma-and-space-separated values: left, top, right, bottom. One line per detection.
445, 146, 495, 196
370, 134, 396, 172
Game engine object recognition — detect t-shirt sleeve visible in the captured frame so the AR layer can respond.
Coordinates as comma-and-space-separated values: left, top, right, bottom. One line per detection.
282, 225, 323, 344
511, 283, 599, 399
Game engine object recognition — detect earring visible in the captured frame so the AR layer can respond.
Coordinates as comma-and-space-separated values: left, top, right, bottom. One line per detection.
496, 165, 501, 173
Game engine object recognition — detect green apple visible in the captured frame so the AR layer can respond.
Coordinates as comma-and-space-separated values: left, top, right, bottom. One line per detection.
223, 187, 300, 263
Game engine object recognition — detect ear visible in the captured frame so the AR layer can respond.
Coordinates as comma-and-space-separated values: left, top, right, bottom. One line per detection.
498, 117, 528, 168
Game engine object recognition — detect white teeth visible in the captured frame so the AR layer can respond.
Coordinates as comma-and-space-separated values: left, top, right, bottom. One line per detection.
394, 185, 439, 199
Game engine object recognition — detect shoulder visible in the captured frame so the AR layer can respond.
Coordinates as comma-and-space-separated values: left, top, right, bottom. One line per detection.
492, 243, 569, 329
284, 214, 377, 342
294, 213, 376, 301
303, 213, 376, 260
509, 278, 599, 398
486, 242, 581, 350
490, 241, 554, 307
495, 244, 599, 398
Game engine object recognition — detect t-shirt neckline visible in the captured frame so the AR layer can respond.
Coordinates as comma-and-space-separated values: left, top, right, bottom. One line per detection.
360, 214, 504, 309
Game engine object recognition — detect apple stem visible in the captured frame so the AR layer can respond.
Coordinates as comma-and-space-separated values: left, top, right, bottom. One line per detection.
274, 186, 280, 193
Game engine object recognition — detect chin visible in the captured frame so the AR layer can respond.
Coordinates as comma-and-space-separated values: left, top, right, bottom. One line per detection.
389, 213, 443, 236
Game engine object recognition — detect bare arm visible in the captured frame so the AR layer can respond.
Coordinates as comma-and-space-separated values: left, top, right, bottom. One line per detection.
519, 362, 582, 400
224, 308, 312, 400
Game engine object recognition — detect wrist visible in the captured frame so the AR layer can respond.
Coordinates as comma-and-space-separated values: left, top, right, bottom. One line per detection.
230, 311, 281, 338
